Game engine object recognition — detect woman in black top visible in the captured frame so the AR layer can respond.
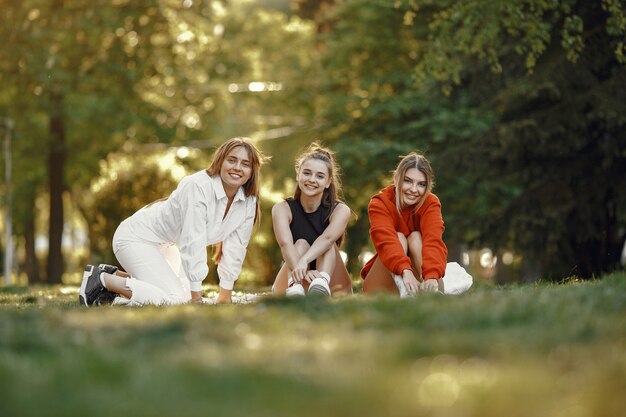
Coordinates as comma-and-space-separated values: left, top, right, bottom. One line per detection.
271, 143, 352, 296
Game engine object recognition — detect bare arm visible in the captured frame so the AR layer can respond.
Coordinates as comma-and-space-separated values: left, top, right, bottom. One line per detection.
272, 201, 300, 271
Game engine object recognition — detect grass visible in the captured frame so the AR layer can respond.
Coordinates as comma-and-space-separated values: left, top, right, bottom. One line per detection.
1, 272, 625, 417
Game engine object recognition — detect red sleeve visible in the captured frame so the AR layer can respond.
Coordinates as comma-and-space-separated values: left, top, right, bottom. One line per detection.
418, 195, 448, 279
368, 197, 413, 276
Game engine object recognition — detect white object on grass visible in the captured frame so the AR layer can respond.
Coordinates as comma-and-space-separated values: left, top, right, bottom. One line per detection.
202, 294, 261, 304
441, 262, 473, 295
394, 262, 473, 297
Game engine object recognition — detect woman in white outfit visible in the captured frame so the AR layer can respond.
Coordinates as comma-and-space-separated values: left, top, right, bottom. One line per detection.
79, 137, 265, 306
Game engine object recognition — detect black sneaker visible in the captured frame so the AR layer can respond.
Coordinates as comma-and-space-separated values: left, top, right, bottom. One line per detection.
95, 288, 118, 305
98, 263, 119, 275
96, 264, 121, 305
79, 265, 107, 307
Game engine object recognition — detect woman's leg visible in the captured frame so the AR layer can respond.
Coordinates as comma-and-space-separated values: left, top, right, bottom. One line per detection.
108, 240, 190, 306
317, 245, 353, 295
272, 239, 310, 295
407, 231, 423, 279
93, 268, 131, 300
108, 221, 189, 306
102, 274, 132, 298
162, 243, 192, 297
363, 233, 408, 295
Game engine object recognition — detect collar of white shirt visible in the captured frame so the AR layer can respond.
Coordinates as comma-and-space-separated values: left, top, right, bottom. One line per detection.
210, 174, 246, 202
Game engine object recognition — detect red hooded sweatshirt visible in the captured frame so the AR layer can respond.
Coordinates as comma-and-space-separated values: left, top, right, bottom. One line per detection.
360, 185, 447, 280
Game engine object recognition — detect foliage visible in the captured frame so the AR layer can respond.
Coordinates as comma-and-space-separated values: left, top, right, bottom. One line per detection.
80, 148, 202, 265
0, 0, 183, 282
0, 0, 187, 188
2, 0, 624, 284
1, 0, 320, 284
309, 0, 626, 278
411, 0, 626, 277
74, 1, 321, 285
0, 272, 625, 416
307, 0, 494, 271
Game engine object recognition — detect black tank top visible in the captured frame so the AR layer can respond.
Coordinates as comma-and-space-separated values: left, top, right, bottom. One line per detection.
286, 198, 331, 245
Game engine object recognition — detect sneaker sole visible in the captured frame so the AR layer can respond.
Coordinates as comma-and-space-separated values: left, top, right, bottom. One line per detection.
286, 288, 305, 297
98, 264, 119, 275
308, 284, 330, 296
79, 265, 93, 307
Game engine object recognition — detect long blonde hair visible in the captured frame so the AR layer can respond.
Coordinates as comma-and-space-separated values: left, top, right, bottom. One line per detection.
393, 152, 434, 213
207, 137, 267, 264
206, 137, 267, 225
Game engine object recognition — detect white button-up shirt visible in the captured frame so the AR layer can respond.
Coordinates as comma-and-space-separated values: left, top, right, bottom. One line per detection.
124, 171, 256, 291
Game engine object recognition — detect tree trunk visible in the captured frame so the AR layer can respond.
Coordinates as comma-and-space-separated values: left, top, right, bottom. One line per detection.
493, 249, 512, 284
23, 200, 40, 284
446, 241, 464, 265
519, 256, 542, 283
46, 91, 66, 284
575, 188, 624, 278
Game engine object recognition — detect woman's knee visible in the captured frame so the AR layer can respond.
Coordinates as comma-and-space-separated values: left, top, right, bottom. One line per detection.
397, 232, 408, 253
407, 231, 422, 248
407, 231, 423, 264
317, 244, 338, 270
294, 239, 310, 254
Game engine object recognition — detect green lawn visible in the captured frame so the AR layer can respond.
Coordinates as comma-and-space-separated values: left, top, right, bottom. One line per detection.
1, 273, 625, 417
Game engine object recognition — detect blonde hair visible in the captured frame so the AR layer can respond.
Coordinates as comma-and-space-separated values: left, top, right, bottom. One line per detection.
393, 152, 434, 213
207, 137, 268, 264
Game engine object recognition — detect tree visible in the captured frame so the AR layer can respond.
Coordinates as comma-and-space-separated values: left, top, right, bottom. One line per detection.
0, 0, 181, 282
410, 0, 626, 277
72, 1, 320, 286
296, 0, 492, 274
307, 0, 626, 279
81, 149, 203, 265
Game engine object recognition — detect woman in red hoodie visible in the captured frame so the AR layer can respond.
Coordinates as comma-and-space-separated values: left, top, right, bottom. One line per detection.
361, 152, 448, 296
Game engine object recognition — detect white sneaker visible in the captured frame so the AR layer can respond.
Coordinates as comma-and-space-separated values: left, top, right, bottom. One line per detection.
286, 283, 305, 297
393, 274, 412, 298
285, 275, 305, 297
308, 272, 331, 296
308, 278, 330, 296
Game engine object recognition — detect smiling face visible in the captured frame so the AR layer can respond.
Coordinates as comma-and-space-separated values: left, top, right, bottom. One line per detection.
219, 146, 252, 195
296, 158, 332, 199
397, 167, 427, 208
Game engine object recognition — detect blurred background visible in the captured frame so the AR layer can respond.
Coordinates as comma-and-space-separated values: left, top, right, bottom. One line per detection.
1, 0, 625, 287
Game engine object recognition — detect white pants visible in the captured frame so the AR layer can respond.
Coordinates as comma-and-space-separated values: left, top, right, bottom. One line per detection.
111, 220, 192, 306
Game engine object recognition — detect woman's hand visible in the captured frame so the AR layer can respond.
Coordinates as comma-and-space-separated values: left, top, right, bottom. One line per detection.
420, 279, 441, 293
291, 258, 309, 283
402, 269, 421, 296
304, 269, 322, 283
